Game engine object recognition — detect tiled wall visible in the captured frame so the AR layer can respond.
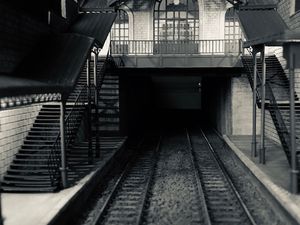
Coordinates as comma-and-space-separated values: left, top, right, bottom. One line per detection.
0, 104, 42, 178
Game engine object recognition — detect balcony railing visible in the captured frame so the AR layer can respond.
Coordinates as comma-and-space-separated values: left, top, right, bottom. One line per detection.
110, 39, 242, 56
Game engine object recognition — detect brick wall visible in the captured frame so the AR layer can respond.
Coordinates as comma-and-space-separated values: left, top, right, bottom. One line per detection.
278, 0, 300, 30
231, 75, 281, 144
231, 74, 261, 135
0, 104, 42, 178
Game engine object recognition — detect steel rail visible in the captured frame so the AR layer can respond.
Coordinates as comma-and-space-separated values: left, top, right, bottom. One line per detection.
200, 129, 257, 225
90, 136, 161, 225
90, 156, 133, 225
185, 128, 212, 225
135, 135, 162, 225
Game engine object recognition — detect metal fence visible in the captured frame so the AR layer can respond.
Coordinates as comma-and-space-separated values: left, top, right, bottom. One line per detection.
110, 39, 242, 56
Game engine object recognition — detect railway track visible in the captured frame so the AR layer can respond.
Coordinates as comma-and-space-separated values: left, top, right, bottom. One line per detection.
88, 136, 161, 225
187, 128, 257, 225
80, 128, 257, 225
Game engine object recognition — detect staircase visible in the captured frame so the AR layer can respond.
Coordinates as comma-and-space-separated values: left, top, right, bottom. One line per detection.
97, 61, 120, 134
1, 57, 123, 192
1, 103, 85, 192
242, 55, 298, 164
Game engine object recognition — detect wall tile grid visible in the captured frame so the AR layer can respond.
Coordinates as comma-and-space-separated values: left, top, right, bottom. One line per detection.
0, 104, 42, 178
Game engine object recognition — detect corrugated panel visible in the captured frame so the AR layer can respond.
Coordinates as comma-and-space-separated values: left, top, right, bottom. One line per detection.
70, 12, 116, 47
246, 0, 278, 6
0, 76, 57, 97
2, 33, 95, 97
108, 0, 153, 10
82, 0, 109, 8
237, 8, 288, 46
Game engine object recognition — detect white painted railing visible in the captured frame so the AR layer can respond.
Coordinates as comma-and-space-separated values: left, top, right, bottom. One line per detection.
110, 39, 243, 55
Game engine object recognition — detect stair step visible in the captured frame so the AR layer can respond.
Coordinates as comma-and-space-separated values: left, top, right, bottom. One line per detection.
1, 185, 57, 193
7, 169, 52, 174
2, 180, 52, 186
26, 135, 58, 140
4, 174, 51, 181
33, 123, 60, 127
10, 164, 49, 168
16, 153, 56, 158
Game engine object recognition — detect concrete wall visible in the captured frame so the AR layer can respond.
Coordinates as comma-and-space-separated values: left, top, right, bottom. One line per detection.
203, 74, 264, 136
231, 75, 258, 135
0, 104, 42, 178
199, 0, 229, 40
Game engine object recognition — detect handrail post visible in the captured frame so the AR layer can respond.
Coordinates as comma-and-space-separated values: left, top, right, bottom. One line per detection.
94, 52, 100, 158
0, 182, 3, 225
60, 98, 68, 188
86, 57, 93, 164
252, 50, 258, 158
289, 50, 298, 193
260, 46, 266, 164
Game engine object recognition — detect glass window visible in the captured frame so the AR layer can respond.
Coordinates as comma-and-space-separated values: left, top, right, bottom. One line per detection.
224, 8, 243, 40
111, 10, 129, 41
154, 0, 199, 41
296, 0, 300, 12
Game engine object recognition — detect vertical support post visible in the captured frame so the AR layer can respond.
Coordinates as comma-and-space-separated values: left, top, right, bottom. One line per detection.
260, 46, 266, 164
290, 50, 298, 193
87, 57, 93, 164
252, 50, 258, 158
0, 182, 3, 225
94, 52, 100, 158
60, 99, 68, 188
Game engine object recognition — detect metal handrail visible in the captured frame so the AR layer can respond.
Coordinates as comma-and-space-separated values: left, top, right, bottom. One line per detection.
243, 51, 291, 163
110, 39, 243, 56
47, 85, 88, 189
47, 134, 61, 189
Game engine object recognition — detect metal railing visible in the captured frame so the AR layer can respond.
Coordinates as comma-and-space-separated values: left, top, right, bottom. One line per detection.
243, 54, 291, 163
47, 134, 62, 189
47, 86, 88, 189
110, 39, 242, 56
65, 86, 87, 147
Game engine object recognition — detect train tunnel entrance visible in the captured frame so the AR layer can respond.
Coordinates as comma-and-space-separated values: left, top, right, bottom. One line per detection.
119, 68, 244, 135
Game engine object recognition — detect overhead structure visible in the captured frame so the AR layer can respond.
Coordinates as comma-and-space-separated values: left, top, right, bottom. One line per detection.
70, 12, 117, 47
1, 34, 95, 98
234, 0, 300, 194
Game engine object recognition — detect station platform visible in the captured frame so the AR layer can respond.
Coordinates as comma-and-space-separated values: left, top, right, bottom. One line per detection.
2, 137, 127, 225
224, 135, 300, 224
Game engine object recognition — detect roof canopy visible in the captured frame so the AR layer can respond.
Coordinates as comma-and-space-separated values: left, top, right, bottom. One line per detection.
237, 8, 289, 47
70, 12, 116, 47
0, 33, 95, 98
81, 0, 109, 8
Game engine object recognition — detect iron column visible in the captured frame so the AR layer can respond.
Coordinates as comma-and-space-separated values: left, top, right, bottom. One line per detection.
87, 57, 93, 164
260, 46, 266, 164
94, 52, 100, 158
289, 50, 298, 193
252, 50, 258, 158
60, 99, 68, 188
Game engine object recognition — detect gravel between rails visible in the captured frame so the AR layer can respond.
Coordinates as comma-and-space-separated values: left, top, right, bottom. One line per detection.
144, 130, 204, 225
203, 128, 290, 225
